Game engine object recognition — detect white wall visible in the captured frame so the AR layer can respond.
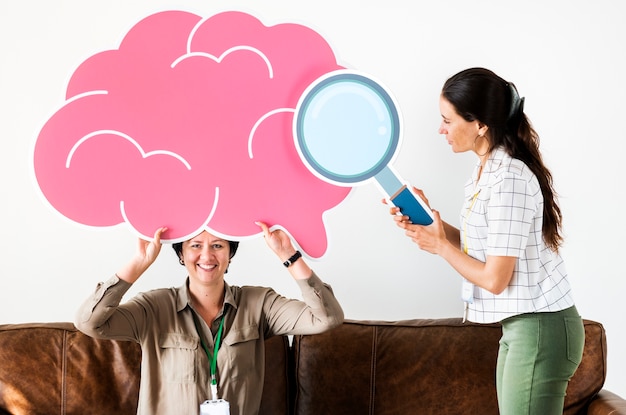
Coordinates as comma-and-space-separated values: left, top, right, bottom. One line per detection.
1, 0, 624, 398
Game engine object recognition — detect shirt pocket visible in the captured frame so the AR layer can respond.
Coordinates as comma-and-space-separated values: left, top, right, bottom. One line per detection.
159, 333, 199, 383
223, 324, 260, 380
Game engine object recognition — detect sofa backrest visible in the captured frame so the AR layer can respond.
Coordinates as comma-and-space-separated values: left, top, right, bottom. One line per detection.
0, 323, 290, 415
291, 318, 606, 415
0, 319, 607, 415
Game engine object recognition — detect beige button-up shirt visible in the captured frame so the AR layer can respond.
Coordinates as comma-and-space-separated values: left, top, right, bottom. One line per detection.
75, 272, 343, 415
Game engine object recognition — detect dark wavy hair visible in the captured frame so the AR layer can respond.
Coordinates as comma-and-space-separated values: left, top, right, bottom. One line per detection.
441, 67, 563, 251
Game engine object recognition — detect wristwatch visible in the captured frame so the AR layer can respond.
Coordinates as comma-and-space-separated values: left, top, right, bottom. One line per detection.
283, 250, 302, 267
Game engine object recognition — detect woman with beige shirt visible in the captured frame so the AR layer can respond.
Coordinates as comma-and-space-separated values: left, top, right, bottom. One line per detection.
76, 222, 344, 415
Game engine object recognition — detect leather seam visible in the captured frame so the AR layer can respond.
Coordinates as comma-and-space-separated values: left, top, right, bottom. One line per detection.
61, 329, 67, 415
370, 326, 377, 415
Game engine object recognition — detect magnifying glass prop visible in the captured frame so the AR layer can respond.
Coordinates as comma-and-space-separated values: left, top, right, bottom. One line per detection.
294, 70, 433, 225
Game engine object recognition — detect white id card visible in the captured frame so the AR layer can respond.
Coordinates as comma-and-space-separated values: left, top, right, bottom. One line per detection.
461, 279, 474, 303
200, 399, 230, 415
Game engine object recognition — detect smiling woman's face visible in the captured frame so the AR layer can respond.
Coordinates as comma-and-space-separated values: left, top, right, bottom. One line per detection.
181, 231, 231, 286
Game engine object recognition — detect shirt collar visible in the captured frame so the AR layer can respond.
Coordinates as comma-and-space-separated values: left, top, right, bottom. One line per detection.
475, 146, 507, 185
176, 278, 239, 313
487, 146, 507, 170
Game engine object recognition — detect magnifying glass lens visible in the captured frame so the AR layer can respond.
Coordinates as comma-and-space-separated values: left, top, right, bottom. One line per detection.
296, 74, 399, 184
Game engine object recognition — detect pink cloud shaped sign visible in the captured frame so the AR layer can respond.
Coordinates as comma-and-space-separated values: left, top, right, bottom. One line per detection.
33, 10, 352, 258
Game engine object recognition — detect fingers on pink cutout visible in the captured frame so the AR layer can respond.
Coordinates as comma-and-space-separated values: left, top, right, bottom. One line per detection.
33, 10, 351, 258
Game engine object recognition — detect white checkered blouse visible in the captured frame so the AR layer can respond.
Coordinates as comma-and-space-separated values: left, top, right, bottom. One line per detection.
461, 147, 575, 323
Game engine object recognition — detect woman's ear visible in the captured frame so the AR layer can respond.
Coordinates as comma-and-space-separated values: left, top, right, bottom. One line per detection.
477, 122, 489, 137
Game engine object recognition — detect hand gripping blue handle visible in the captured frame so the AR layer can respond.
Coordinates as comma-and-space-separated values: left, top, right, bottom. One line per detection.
390, 185, 433, 225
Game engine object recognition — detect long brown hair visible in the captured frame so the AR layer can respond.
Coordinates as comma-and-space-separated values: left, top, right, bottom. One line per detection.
441, 68, 563, 251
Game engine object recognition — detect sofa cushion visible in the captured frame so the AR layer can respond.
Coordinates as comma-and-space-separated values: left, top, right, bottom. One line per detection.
0, 322, 141, 415
292, 318, 606, 415
568, 320, 607, 413
0, 323, 291, 415
259, 334, 292, 415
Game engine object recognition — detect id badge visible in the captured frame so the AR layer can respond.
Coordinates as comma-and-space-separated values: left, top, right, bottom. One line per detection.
461, 279, 474, 303
200, 399, 230, 415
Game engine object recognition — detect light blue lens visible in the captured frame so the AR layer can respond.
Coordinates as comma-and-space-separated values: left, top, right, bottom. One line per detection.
296, 73, 399, 184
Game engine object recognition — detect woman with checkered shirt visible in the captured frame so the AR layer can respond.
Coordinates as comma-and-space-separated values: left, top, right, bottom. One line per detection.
391, 67, 584, 415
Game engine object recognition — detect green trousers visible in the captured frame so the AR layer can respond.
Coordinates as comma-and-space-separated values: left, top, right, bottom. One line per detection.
496, 306, 585, 415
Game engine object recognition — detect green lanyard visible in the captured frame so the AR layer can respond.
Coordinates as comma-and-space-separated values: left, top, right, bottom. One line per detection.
193, 313, 225, 390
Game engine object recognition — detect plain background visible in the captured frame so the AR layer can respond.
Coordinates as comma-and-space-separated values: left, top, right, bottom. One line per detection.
1, 0, 624, 398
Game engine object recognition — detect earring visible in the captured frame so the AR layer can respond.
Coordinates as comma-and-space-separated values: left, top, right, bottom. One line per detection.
473, 134, 489, 157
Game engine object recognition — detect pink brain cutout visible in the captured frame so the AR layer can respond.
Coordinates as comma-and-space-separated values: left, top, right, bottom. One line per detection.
33, 10, 351, 258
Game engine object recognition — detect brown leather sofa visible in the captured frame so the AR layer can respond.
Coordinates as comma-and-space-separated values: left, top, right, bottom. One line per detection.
0, 318, 624, 414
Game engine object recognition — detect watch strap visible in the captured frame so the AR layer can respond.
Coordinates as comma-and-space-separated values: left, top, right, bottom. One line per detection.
283, 250, 302, 267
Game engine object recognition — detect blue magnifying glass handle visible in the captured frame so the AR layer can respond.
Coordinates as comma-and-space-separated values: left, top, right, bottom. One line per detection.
375, 166, 433, 225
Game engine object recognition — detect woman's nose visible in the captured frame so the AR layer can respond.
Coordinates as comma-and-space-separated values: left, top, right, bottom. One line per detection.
200, 247, 212, 259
